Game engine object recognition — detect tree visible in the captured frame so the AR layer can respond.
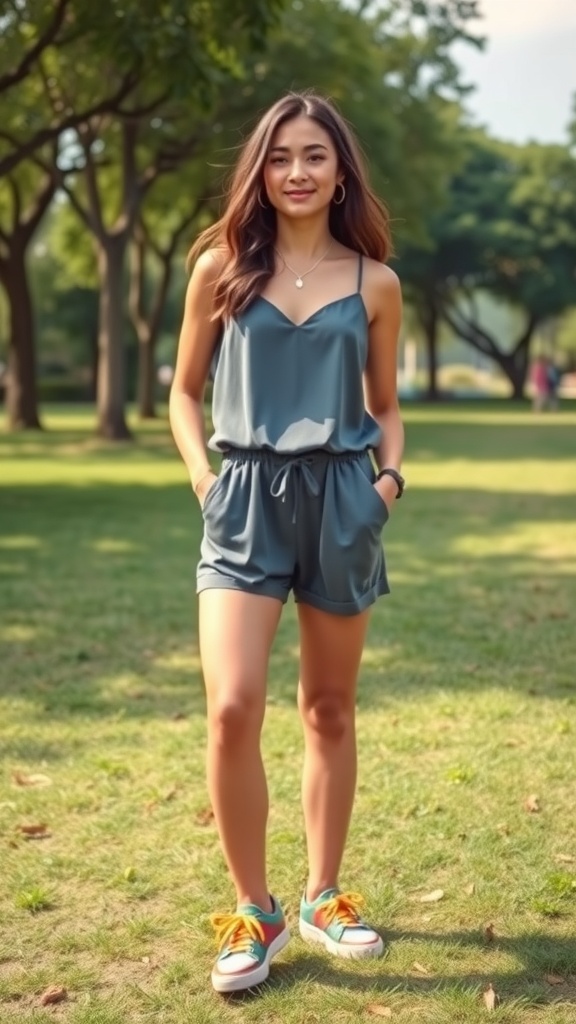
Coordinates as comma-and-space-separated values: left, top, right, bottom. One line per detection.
128, 167, 213, 418
0, 150, 60, 427
398, 135, 576, 398
1, 0, 285, 433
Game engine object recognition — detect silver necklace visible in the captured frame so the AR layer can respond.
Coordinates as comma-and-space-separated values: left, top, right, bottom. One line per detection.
274, 245, 331, 288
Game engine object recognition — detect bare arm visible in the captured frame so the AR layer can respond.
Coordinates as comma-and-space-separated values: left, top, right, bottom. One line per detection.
363, 264, 405, 510
169, 250, 223, 502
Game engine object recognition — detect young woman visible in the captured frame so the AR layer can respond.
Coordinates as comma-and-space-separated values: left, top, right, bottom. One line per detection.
169, 91, 404, 994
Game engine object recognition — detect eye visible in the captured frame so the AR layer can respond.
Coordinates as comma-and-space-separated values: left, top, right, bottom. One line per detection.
308, 154, 325, 163
270, 156, 287, 165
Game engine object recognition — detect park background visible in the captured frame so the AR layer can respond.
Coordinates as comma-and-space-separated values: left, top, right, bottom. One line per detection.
1, 2, 575, 1022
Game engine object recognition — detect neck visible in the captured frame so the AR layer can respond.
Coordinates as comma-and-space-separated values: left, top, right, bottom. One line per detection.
274, 214, 333, 260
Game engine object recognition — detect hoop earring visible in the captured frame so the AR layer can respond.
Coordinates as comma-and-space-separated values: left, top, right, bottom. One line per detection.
333, 182, 346, 205
258, 188, 269, 209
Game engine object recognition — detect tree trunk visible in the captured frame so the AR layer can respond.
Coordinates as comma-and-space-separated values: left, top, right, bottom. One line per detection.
1, 244, 42, 430
499, 347, 531, 400
443, 306, 536, 401
137, 337, 156, 419
96, 237, 132, 440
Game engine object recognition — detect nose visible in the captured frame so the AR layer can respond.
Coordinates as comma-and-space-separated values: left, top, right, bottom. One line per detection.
287, 159, 308, 183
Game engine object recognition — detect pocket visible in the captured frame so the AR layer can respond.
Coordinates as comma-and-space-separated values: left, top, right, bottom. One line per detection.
201, 464, 229, 519
355, 460, 389, 528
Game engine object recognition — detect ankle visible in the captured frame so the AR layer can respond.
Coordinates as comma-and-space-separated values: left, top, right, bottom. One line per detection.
305, 881, 338, 903
237, 891, 274, 914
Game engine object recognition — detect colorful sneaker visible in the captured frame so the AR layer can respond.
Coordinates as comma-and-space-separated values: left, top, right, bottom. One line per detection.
210, 896, 290, 993
299, 888, 384, 959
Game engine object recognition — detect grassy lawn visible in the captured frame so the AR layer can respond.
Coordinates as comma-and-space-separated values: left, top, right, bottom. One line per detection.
1, 403, 575, 1024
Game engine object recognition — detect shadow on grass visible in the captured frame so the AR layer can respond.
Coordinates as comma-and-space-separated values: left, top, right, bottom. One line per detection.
223, 928, 576, 1006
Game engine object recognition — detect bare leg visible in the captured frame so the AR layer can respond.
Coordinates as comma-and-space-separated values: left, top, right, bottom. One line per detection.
296, 603, 371, 901
199, 589, 283, 910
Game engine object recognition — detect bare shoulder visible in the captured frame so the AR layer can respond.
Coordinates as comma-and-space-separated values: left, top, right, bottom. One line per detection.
189, 246, 228, 287
363, 258, 401, 296
362, 258, 402, 323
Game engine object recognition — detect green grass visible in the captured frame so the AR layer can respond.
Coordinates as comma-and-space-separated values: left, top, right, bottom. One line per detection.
1, 402, 576, 1024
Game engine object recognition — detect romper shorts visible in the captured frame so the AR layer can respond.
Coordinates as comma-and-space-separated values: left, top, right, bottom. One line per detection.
197, 448, 390, 616
194, 450, 387, 614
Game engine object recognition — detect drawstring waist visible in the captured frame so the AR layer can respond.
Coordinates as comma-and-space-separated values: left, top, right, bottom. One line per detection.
222, 448, 367, 524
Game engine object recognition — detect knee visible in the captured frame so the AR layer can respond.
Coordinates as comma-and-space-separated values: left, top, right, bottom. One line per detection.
208, 689, 262, 748
301, 691, 353, 741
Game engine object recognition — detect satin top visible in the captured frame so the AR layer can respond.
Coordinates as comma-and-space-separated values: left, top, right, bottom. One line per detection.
208, 255, 381, 454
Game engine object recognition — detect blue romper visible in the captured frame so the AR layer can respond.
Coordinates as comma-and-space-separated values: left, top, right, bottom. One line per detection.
197, 255, 390, 615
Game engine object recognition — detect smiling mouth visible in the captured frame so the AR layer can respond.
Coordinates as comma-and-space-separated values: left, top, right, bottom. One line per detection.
285, 190, 314, 197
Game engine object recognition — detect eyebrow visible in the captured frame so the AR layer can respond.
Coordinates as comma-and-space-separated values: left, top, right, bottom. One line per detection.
269, 143, 328, 153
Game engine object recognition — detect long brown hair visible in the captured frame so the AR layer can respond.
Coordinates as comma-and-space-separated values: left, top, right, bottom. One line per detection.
188, 91, 393, 319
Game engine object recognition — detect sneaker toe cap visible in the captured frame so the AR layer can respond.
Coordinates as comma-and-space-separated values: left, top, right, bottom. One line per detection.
216, 952, 258, 975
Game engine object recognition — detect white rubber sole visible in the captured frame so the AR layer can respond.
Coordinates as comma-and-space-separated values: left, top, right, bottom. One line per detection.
299, 918, 384, 959
211, 926, 290, 993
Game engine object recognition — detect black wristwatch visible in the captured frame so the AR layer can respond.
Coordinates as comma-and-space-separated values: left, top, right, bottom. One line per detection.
375, 467, 405, 498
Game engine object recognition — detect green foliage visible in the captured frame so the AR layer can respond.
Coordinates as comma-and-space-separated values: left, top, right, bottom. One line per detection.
397, 131, 576, 391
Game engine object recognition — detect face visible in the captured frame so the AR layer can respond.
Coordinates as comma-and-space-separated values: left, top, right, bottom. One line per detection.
262, 114, 343, 217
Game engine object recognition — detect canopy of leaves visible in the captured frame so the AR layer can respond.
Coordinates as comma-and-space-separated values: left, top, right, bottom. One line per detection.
0, 0, 285, 176
399, 132, 576, 322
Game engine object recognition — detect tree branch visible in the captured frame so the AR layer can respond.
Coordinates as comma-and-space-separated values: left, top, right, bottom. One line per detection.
442, 304, 500, 359
0, 67, 140, 178
76, 124, 105, 236
7, 176, 21, 232
120, 118, 141, 229
21, 171, 58, 242
128, 226, 148, 343
58, 179, 95, 234
0, 0, 70, 96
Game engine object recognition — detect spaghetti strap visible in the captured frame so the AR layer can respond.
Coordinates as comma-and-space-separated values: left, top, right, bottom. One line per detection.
356, 254, 363, 292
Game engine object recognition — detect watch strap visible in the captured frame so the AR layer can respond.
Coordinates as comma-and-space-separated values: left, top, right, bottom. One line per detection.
375, 467, 404, 498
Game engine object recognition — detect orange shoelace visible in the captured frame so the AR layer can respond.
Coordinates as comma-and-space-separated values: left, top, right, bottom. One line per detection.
211, 912, 265, 954
319, 892, 365, 928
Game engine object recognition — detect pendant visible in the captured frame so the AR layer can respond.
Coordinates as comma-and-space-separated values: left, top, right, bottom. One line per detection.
295, 278, 303, 288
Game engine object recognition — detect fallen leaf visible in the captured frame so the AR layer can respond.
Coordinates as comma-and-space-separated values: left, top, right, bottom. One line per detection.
464, 883, 475, 896
141, 956, 150, 964
412, 961, 431, 975
525, 794, 540, 813
12, 771, 52, 787
553, 854, 575, 864
163, 786, 178, 801
18, 823, 51, 839
484, 923, 495, 943
420, 889, 444, 903
367, 1005, 392, 1018
40, 986, 67, 1006
195, 807, 215, 826
483, 984, 498, 1011
544, 973, 565, 986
